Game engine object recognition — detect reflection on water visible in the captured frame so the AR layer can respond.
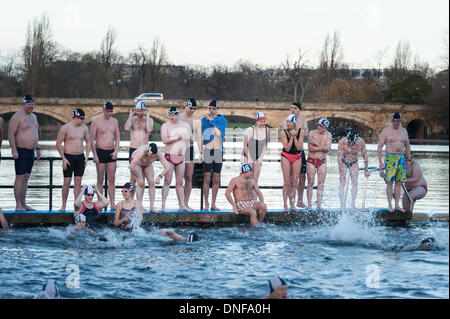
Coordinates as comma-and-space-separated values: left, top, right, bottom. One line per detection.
0, 142, 448, 215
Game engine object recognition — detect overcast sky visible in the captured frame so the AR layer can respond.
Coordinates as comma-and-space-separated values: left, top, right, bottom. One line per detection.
1, 0, 448, 69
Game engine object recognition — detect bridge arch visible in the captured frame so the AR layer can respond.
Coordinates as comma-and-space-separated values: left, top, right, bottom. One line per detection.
306, 116, 379, 143
407, 119, 428, 139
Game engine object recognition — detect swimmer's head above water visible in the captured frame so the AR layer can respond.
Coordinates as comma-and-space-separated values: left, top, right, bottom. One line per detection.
188, 233, 199, 242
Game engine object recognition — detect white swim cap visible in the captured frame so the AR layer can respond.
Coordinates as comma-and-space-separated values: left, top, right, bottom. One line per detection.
136, 101, 146, 110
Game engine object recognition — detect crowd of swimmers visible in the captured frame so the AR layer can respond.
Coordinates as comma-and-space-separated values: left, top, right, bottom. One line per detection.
0, 95, 433, 232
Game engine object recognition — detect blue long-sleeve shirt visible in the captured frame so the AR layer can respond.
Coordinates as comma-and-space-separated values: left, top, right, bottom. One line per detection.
201, 114, 227, 149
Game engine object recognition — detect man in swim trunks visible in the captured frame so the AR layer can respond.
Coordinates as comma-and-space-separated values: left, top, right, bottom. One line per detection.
306, 118, 332, 211
282, 102, 309, 208
129, 143, 170, 212
90, 101, 120, 209
161, 108, 193, 211
337, 128, 370, 210
402, 153, 427, 212
56, 108, 91, 212
179, 98, 203, 210
377, 112, 411, 212
124, 101, 154, 185
225, 163, 267, 227
201, 99, 227, 211
8, 95, 41, 211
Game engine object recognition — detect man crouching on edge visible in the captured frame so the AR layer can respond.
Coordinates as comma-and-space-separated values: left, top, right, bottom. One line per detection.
225, 163, 267, 227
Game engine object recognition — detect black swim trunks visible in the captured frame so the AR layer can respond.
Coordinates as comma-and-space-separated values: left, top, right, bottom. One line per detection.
96, 148, 116, 164
14, 147, 35, 175
203, 148, 223, 174
129, 147, 137, 163
63, 153, 86, 178
185, 145, 195, 162
300, 149, 307, 174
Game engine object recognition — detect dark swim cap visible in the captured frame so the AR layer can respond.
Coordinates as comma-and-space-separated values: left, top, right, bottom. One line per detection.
23, 95, 34, 106
188, 233, 199, 242
72, 108, 85, 118
291, 101, 302, 110
208, 99, 219, 108
346, 129, 358, 142
122, 182, 134, 193
103, 101, 113, 110
186, 98, 197, 108
168, 106, 179, 115
148, 143, 158, 154
420, 237, 435, 245
392, 112, 402, 121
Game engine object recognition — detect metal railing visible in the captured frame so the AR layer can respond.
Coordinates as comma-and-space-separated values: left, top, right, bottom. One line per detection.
0, 156, 292, 211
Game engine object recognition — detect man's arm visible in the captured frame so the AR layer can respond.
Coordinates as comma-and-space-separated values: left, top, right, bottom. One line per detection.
112, 119, 120, 159
225, 178, 239, 214
146, 112, 154, 134
124, 109, 134, 131
7, 115, 19, 158
337, 139, 344, 162
90, 119, 99, 162
194, 119, 203, 161
56, 126, 69, 169
161, 123, 181, 145
404, 129, 412, 169
377, 129, 386, 169
83, 125, 91, 165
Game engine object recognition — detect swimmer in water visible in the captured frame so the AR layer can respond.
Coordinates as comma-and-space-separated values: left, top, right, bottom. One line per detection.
159, 229, 199, 242
263, 277, 288, 299
391, 237, 437, 251
0, 208, 10, 232
72, 185, 109, 232
35, 279, 60, 299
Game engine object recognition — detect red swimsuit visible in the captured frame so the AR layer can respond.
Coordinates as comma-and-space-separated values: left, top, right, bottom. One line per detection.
307, 157, 327, 168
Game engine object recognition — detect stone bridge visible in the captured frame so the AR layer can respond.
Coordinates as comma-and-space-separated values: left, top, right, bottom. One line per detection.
0, 97, 441, 141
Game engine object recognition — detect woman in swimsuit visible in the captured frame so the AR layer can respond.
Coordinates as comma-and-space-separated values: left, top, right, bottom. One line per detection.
114, 183, 144, 231
280, 114, 304, 212
242, 112, 270, 199
73, 184, 109, 231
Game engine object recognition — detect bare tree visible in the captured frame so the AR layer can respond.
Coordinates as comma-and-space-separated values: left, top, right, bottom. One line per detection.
147, 38, 168, 91
319, 30, 344, 84
1, 49, 20, 78
129, 44, 149, 92
99, 26, 118, 68
22, 14, 56, 96
277, 49, 309, 101
441, 29, 449, 70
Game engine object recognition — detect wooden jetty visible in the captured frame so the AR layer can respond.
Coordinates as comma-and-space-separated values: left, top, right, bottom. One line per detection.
3, 208, 412, 227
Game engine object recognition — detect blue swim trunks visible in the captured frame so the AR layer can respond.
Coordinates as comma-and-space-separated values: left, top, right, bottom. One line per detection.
384, 153, 406, 182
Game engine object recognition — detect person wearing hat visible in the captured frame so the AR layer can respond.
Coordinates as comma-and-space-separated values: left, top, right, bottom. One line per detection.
263, 277, 288, 299
8, 95, 41, 211
90, 101, 120, 209
161, 106, 193, 212
179, 98, 203, 209
73, 184, 109, 231
129, 143, 170, 213
306, 118, 332, 211
377, 112, 411, 212
242, 112, 270, 199
281, 114, 305, 212
282, 102, 309, 209
56, 108, 91, 212
114, 183, 144, 231
337, 128, 370, 210
201, 99, 228, 211
225, 163, 267, 227
124, 101, 154, 165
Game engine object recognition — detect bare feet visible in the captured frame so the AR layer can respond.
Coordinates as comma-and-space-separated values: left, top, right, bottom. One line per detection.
58, 207, 66, 212
395, 206, 405, 213
179, 205, 193, 212
24, 205, 36, 211
284, 205, 290, 212
306, 206, 312, 211
296, 201, 306, 208
15, 206, 27, 212
210, 206, 221, 211
160, 205, 166, 212
388, 206, 394, 213
290, 206, 300, 212
149, 207, 160, 214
